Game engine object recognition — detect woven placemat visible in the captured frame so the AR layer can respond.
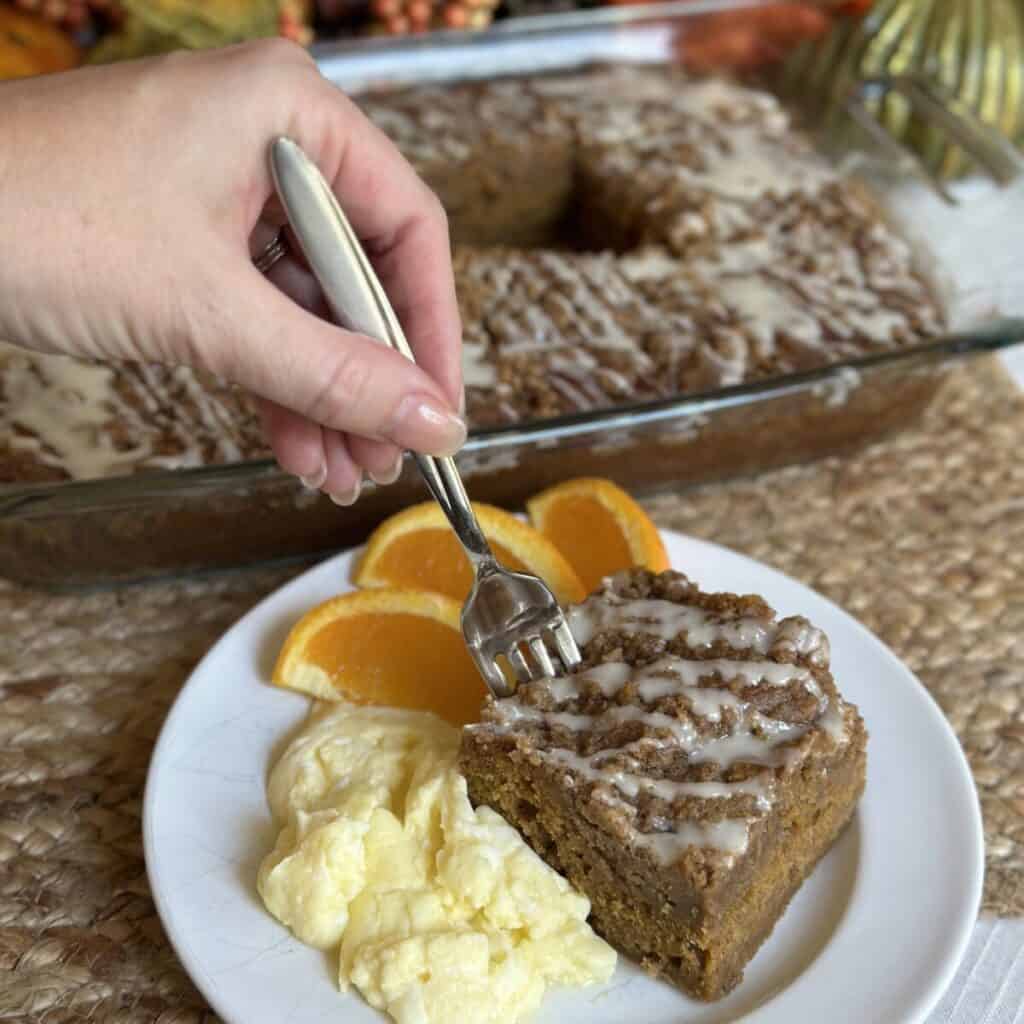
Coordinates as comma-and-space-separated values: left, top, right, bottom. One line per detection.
0, 357, 1022, 1021
644, 357, 1024, 918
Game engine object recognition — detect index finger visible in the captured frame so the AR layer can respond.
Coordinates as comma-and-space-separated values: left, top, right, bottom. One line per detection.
288, 75, 464, 411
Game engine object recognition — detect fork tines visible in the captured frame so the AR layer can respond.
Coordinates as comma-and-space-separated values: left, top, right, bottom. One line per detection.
496, 617, 581, 691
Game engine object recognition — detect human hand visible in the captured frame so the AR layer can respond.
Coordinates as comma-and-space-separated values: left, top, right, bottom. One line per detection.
0, 40, 464, 503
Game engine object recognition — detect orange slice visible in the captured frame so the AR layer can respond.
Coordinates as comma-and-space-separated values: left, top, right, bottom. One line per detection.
352, 501, 586, 606
526, 477, 669, 593
273, 588, 487, 726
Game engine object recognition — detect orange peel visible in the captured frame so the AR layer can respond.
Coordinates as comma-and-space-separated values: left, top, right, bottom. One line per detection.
526, 477, 669, 593
352, 501, 586, 606
272, 588, 488, 726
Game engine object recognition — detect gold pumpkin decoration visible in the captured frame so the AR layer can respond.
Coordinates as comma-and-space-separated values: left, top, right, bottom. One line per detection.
88, 0, 284, 63
779, 0, 1024, 179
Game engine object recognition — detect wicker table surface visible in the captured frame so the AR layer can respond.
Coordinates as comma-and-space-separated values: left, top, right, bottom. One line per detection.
1, 357, 1022, 1021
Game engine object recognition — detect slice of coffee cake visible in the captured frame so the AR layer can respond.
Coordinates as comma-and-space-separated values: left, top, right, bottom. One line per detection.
459, 569, 866, 1000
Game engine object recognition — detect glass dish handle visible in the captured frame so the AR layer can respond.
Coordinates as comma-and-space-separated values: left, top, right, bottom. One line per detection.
845, 73, 1024, 204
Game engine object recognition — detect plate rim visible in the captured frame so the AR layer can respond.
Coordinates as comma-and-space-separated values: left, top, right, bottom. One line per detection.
143, 530, 984, 1024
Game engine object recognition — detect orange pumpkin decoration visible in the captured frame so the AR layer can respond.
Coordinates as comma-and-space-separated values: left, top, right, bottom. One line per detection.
0, 5, 81, 81
675, 4, 833, 73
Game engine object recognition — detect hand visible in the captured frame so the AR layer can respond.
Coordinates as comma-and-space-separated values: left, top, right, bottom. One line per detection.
0, 40, 465, 502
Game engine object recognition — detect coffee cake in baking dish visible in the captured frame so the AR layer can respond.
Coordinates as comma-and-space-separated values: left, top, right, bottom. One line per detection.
0, 67, 941, 481
460, 568, 866, 1000
362, 68, 942, 427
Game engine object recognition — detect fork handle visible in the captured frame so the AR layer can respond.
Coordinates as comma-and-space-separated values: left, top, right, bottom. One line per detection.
269, 137, 496, 569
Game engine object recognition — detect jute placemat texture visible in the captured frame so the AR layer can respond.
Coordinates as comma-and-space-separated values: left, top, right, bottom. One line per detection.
0, 357, 1021, 1021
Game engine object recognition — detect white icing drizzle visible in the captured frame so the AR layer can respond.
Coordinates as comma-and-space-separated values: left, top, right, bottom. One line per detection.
812, 366, 863, 409
633, 821, 753, 864
543, 746, 773, 809
683, 686, 742, 721
544, 664, 628, 703
172, 366, 243, 463
537, 654, 818, 716
461, 334, 498, 388
494, 699, 808, 775
0, 343, 153, 479
819, 700, 849, 742
615, 248, 680, 283
474, 578, 851, 866
679, 124, 833, 203
773, 617, 831, 668
684, 716, 808, 767
0, 341, 264, 480
614, 654, 809, 694
716, 276, 824, 355
568, 596, 771, 650
567, 595, 831, 670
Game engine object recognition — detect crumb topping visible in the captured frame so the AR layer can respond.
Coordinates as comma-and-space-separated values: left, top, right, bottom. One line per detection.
362, 67, 943, 427
467, 569, 853, 866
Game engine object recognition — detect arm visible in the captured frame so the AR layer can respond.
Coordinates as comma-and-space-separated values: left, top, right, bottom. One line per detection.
0, 40, 465, 501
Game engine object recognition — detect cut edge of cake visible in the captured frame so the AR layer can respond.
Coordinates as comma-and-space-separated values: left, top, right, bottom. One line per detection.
459, 567, 867, 1001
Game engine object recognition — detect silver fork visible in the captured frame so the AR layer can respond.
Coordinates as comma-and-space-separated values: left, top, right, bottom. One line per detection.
269, 137, 581, 697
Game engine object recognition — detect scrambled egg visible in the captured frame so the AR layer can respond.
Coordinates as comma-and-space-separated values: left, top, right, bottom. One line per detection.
258, 703, 615, 1024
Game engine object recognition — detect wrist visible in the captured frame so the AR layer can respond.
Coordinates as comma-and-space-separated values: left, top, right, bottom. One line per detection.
0, 87, 38, 349
0, 74, 143, 362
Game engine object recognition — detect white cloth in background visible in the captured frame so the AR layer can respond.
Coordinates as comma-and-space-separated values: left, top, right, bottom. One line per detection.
928, 919, 1024, 1024
885, 178, 1024, 330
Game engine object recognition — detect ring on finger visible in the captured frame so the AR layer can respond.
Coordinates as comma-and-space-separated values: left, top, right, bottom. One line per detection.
253, 227, 289, 274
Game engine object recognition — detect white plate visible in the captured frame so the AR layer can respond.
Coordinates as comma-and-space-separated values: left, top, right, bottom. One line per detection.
144, 530, 983, 1024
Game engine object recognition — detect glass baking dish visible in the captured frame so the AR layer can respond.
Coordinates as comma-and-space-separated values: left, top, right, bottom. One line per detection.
3, 1, 1023, 589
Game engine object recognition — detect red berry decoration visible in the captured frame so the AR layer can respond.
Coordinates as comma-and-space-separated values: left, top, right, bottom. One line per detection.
279, 0, 314, 41
366, 0, 498, 35
677, 4, 832, 73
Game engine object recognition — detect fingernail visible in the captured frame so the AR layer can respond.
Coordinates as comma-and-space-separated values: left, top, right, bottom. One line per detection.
329, 479, 361, 507
392, 394, 467, 456
369, 453, 404, 487
299, 464, 327, 490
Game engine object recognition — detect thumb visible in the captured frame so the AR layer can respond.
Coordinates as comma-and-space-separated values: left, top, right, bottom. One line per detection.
209, 267, 467, 456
